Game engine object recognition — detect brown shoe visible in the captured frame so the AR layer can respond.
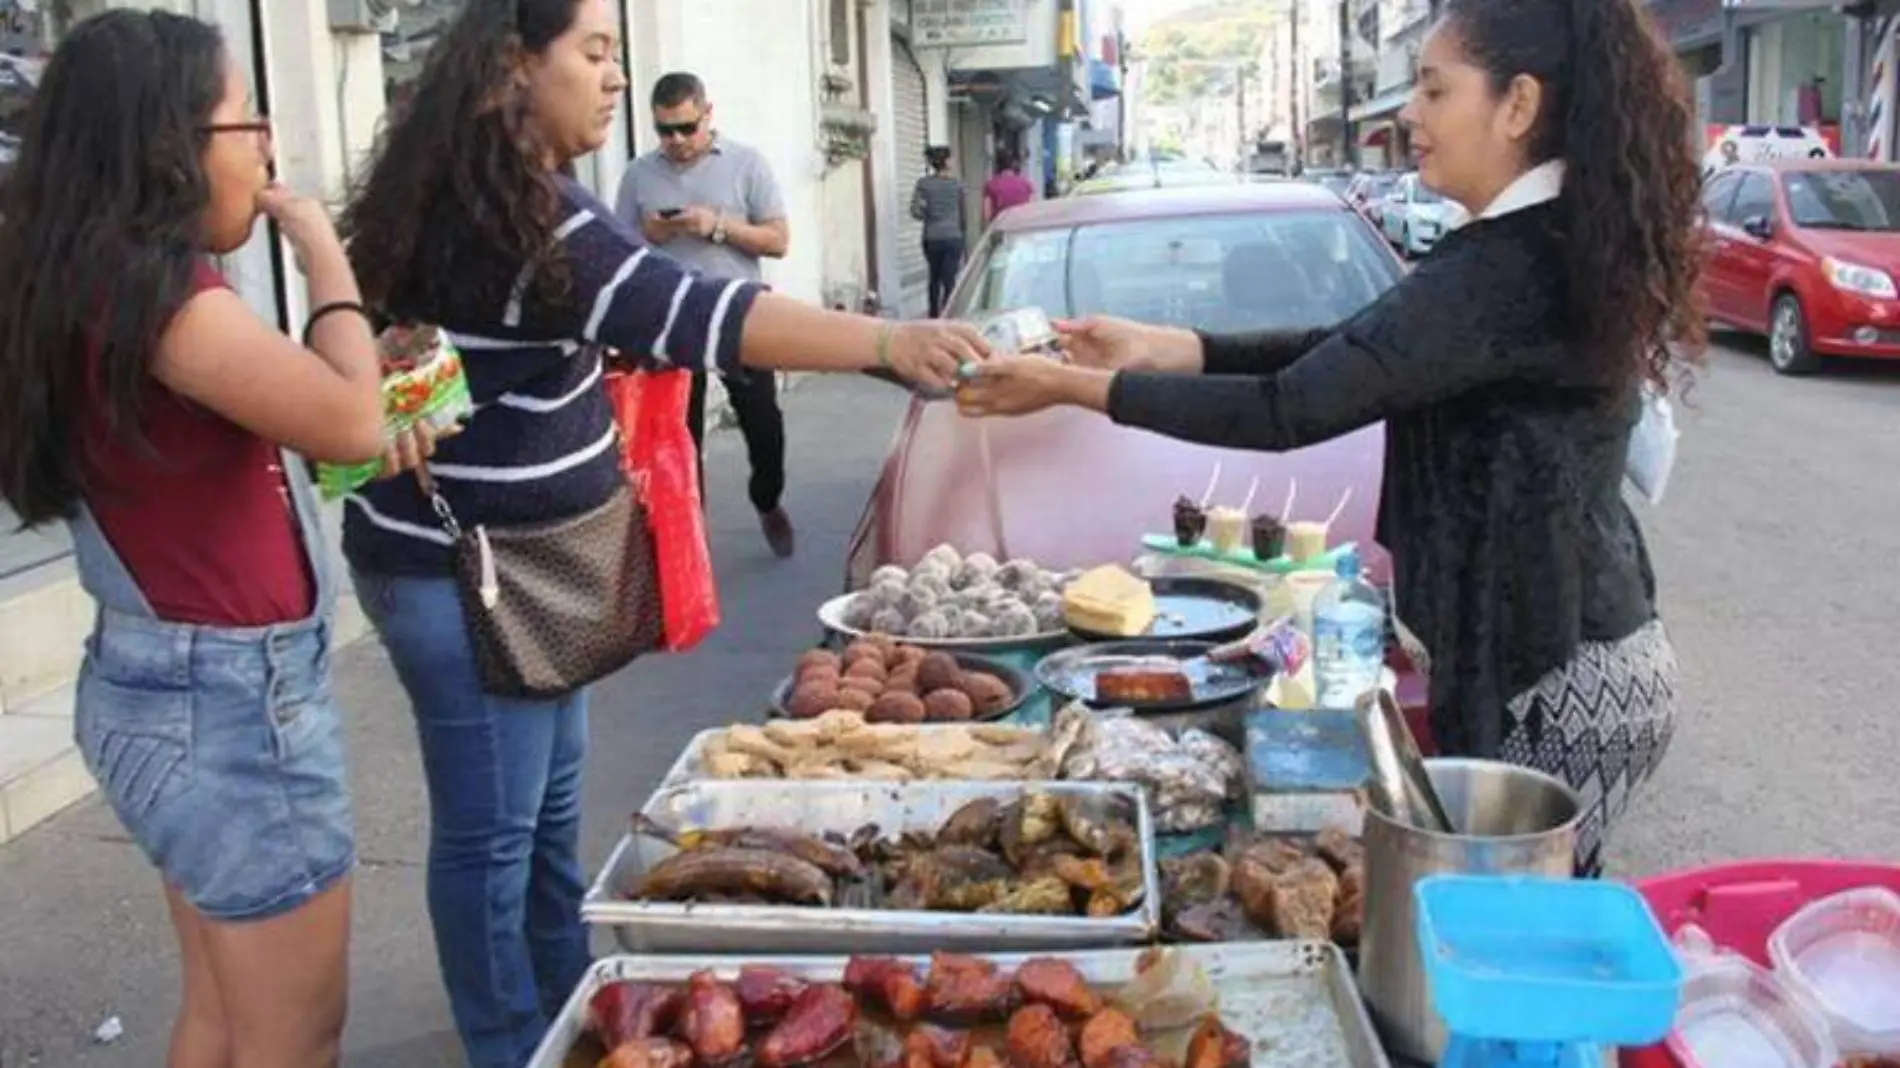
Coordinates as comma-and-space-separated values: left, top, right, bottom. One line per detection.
761, 507, 795, 558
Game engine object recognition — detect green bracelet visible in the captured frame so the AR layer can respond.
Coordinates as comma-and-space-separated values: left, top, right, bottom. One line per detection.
875, 323, 895, 368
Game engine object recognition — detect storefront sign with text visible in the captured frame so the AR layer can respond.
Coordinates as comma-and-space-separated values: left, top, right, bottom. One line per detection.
912, 0, 1031, 49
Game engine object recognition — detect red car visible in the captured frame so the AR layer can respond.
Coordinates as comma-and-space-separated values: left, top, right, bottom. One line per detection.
1700, 159, 1900, 375
844, 182, 1435, 742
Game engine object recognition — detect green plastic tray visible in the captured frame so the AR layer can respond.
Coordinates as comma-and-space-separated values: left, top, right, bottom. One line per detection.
1141, 534, 1356, 575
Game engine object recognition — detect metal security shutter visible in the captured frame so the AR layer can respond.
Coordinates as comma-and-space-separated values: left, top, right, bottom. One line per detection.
893, 38, 930, 316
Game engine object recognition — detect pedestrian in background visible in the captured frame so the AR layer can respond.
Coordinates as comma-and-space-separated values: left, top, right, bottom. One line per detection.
0, 10, 388, 1066
616, 72, 798, 557
984, 149, 1036, 222
339, 2, 986, 1064
911, 145, 967, 318
960, 0, 1700, 876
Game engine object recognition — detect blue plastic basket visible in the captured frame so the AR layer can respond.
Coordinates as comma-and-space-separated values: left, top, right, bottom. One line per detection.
1414, 875, 1685, 1045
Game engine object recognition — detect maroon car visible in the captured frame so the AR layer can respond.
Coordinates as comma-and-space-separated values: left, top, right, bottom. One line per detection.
845, 182, 1432, 738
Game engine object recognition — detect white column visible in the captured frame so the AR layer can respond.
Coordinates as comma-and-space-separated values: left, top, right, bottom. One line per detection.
919, 46, 951, 146
864, 0, 902, 311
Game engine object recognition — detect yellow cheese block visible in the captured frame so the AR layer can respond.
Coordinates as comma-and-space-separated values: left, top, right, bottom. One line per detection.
1062, 565, 1157, 636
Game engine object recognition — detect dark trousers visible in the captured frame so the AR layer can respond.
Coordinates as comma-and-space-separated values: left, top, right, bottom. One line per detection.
687, 368, 786, 514
923, 237, 965, 318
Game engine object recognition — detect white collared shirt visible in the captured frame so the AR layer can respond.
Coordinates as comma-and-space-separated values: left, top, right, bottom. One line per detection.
1449, 160, 1566, 230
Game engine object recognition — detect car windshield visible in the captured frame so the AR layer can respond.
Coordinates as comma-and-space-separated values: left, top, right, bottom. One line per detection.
1781, 170, 1900, 231
956, 210, 1401, 332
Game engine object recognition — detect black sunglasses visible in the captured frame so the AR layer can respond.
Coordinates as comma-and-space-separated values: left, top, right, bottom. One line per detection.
655, 117, 702, 139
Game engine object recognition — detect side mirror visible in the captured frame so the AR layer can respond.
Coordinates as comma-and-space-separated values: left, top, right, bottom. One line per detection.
1742, 214, 1774, 240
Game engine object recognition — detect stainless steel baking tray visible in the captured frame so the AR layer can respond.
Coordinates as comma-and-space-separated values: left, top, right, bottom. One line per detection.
655, 724, 1056, 790
582, 780, 1161, 954
525, 942, 1391, 1068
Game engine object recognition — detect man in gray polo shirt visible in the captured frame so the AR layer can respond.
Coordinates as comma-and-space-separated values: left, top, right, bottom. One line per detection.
615, 72, 796, 557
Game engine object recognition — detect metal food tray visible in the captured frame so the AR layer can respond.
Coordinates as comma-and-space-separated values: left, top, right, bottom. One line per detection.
582, 779, 1161, 954
656, 725, 1053, 790
526, 942, 1390, 1068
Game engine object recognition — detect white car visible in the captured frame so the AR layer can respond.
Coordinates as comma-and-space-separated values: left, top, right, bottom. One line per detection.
1380, 174, 1462, 258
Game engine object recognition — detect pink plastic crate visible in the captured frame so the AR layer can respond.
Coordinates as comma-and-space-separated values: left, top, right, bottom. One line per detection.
1620, 860, 1900, 1068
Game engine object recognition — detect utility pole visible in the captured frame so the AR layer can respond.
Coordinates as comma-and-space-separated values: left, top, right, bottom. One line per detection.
1289, 0, 1302, 171
1338, 0, 1356, 167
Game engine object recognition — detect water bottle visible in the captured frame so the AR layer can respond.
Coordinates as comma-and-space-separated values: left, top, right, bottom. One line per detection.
1312, 550, 1386, 710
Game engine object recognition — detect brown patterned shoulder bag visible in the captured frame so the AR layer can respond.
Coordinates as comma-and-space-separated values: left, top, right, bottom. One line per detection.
417, 468, 664, 698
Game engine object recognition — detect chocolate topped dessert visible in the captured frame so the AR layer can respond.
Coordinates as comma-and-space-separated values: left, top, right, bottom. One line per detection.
1251, 514, 1287, 561
1172, 496, 1207, 547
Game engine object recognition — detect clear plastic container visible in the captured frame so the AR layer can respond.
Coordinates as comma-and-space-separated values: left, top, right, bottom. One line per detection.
1767, 887, 1900, 1054
1667, 943, 1838, 1068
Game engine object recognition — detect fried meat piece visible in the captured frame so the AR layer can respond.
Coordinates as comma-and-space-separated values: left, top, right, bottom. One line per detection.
1078, 1009, 1142, 1068
589, 981, 685, 1048
1184, 1016, 1250, 1068
925, 953, 1016, 1021
844, 956, 929, 1022
1015, 957, 1102, 1019
734, 966, 811, 1026
902, 1024, 973, 1068
597, 1037, 695, 1068
677, 970, 747, 1065
756, 984, 857, 1068
1005, 1004, 1081, 1068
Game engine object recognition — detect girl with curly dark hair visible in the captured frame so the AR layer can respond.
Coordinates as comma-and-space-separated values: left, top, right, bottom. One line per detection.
0, 10, 385, 1066
958, 0, 1702, 875
338, 2, 985, 1062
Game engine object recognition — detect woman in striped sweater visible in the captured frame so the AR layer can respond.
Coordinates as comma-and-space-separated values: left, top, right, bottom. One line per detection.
340, 2, 985, 1064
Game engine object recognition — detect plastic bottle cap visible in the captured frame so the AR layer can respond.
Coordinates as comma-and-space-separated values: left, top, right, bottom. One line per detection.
1336, 549, 1361, 578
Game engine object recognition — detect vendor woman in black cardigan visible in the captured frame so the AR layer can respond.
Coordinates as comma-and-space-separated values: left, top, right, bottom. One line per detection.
958, 0, 1703, 875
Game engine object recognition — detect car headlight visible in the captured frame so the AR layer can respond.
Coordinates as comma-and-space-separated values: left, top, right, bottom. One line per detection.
1823, 257, 1898, 299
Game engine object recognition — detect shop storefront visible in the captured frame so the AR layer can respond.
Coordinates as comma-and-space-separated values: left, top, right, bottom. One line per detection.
1746, 9, 1847, 128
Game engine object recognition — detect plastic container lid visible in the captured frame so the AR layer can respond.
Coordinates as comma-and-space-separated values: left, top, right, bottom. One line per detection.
1766, 887, 1900, 1053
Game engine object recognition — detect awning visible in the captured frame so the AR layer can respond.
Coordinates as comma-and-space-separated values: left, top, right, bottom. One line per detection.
1362, 124, 1393, 148
1349, 85, 1411, 124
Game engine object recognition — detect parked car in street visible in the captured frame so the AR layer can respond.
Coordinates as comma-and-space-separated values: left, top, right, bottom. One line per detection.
1302, 168, 1356, 198
1070, 157, 1233, 196
843, 182, 1432, 739
1344, 171, 1400, 227
1698, 159, 1900, 375
1380, 173, 1461, 258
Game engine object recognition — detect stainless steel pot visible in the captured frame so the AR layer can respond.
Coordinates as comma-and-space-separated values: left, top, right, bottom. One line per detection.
1357, 758, 1582, 1062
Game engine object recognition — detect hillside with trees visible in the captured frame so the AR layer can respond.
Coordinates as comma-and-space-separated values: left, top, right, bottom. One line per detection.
1139, 0, 1283, 106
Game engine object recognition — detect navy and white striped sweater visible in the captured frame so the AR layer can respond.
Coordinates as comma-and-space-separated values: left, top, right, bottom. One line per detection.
343, 177, 761, 576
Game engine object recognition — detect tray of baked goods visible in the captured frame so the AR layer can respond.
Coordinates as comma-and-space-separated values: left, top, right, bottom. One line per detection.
527, 944, 1390, 1068
582, 780, 1162, 954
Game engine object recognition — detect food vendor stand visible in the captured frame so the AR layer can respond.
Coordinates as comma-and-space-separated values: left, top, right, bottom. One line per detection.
541, 531, 1900, 1068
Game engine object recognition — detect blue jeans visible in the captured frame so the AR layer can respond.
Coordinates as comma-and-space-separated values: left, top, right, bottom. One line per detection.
352, 572, 592, 1068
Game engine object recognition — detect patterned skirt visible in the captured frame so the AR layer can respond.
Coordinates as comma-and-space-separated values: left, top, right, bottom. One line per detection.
1499, 620, 1680, 875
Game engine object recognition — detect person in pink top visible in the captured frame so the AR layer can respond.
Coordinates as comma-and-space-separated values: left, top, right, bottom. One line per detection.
983, 151, 1035, 222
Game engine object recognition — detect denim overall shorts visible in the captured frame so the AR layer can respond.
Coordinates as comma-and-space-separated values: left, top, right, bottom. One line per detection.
68, 453, 355, 922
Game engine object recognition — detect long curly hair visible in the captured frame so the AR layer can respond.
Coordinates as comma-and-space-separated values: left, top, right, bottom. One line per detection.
341, 0, 583, 322
1444, 0, 1707, 390
0, 11, 227, 525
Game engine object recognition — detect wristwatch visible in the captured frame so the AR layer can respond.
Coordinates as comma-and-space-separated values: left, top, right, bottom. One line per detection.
711, 216, 728, 244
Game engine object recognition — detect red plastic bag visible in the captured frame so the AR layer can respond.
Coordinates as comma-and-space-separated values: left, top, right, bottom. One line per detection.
604, 368, 720, 651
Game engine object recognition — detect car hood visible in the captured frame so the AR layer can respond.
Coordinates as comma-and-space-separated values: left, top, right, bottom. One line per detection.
1795, 227, 1900, 268
858, 398, 1390, 583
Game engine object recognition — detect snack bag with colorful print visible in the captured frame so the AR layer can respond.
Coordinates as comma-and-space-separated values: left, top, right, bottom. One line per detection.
316, 324, 473, 500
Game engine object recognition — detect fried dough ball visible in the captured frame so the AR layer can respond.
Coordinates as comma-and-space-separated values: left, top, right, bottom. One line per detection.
834, 688, 877, 713
867, 692, 928, 725
923, 689, 976, 722
844, 641, 885, 665
960, 673, 1015, 715
786, 684, 839, 720
845, 658, 888, 682
839, 676, 885, 700
916, 653, 964, 694
796, 650, 842, 676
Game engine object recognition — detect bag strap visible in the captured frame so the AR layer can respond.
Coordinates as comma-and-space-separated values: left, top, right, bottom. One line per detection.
414, 467, 498, 607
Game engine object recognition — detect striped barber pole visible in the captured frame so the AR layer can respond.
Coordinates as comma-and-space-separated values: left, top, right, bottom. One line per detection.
1869, 15, 1899, 160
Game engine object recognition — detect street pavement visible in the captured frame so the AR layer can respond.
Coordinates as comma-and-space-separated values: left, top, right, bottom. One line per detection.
2, 341, 1898, 1066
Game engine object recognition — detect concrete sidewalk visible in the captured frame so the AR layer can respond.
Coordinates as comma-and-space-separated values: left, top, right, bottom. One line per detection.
0, 374, 910, 1067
